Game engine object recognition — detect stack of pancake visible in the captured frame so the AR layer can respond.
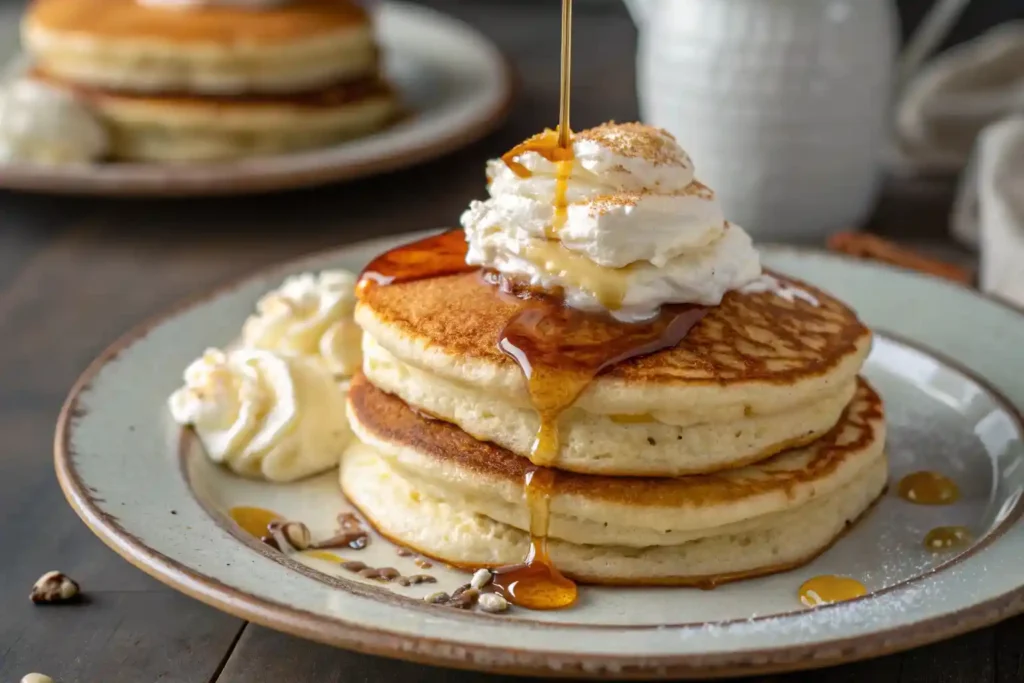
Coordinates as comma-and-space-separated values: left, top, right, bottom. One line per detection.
343, 255, 888, 585
21, 0, 397, 161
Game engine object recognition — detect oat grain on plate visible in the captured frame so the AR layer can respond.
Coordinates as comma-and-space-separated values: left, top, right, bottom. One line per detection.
470, 568, 493, 590
478, 593, 510, 613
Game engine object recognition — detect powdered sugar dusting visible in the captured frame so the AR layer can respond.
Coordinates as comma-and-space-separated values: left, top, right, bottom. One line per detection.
741, 274, 820, 306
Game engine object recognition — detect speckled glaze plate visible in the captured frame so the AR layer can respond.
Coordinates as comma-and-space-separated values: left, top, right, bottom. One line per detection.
56, 233, 1024, 679
0, 2, 512, 196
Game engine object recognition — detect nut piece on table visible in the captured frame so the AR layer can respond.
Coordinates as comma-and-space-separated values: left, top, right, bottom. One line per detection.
30, 571, 80, 604
21, 673, 56, 683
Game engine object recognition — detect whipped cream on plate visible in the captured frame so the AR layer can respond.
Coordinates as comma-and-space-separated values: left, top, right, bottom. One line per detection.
461, 122, 762, 321
242, 270, 362, 378
0, 79, 108, 164
169, 348, 350, 482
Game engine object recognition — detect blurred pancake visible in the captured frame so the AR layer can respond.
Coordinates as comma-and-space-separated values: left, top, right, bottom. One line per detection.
341, 374, 888, 584
23, 0, 378, 94
32, 71, 397, 161
356, 269, 872, 474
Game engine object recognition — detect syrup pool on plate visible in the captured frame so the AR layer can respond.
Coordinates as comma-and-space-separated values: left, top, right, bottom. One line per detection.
897, 471, 961, 505
799, 575, 868, 607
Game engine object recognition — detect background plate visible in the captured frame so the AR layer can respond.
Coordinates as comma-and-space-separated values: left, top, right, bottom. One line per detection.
0, 2, 513, 196
56, 235, 1024, 679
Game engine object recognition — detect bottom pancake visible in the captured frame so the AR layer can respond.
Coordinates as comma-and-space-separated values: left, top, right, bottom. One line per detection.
341, 375, 888, 585
341, 443, 886, 585
32, 72, 398, 162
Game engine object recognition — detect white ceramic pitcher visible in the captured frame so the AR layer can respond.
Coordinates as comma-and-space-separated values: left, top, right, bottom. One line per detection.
624, 0, 970, 241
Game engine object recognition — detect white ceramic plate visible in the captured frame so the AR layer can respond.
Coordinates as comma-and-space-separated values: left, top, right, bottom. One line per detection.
0, 2, 513, 196
56, 234, 1024, 679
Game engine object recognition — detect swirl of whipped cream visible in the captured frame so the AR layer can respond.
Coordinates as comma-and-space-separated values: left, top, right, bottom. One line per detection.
0, 79, 108, 164
461, 122, 762, 321
169, 348, 350, 482
242, 270, 362, 378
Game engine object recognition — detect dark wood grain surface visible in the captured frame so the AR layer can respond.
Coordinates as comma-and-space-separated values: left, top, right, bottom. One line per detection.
1, 1, 1022, 682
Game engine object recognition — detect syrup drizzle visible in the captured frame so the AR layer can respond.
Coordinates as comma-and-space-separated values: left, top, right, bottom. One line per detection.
799, 575, 868, 607
498, 300, 709, 466
501, 129, 575, 239
491, 467, 578, 610
897, 471, 961, 505
358, 230, 476, 292
924, 526, 972, 551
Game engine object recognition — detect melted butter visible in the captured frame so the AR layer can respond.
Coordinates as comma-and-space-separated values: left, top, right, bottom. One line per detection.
524, 240, 629, 311
303, 550, 345, 563
229, 506, 281, 539
799, 575, 867, 607
898, 471, 960, 505
924, 526, 972, 552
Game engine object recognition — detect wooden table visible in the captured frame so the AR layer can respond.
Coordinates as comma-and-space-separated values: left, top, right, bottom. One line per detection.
1, 1, 1021, 681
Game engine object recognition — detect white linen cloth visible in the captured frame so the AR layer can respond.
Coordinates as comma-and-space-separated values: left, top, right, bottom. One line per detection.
897, 22, 1024, 306
952, 118, 1024, 306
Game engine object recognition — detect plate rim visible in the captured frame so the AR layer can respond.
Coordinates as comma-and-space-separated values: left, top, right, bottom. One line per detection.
0, 2, 516, 197
54, 238, 1024, 679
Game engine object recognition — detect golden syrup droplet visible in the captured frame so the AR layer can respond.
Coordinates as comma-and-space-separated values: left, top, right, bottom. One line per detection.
799, 575, 867, 607
229, 506, 282, 539
924, 526, 972, 552
898, 471, 961, 505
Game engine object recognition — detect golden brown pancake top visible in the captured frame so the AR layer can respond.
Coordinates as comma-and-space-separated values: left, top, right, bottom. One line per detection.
349, 374, 885, 508
358, 269, 871, 386
27, 0, 369, 44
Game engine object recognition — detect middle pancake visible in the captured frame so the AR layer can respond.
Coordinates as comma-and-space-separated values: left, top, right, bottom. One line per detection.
356, 269, 871, 476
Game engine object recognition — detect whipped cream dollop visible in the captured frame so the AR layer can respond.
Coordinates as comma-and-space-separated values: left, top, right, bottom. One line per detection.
0, 79, 108, 164
461, 122, 762, 321
169, 349, 350, 482
242, 270, 362, 378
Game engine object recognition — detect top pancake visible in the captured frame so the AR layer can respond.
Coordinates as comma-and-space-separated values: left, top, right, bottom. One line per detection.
356, 268, 872, 418
25, 0, 368, 44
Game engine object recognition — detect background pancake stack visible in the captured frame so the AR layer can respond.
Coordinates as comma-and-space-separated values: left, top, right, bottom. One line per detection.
21, 0, 398, 162
343, 264, 889, 587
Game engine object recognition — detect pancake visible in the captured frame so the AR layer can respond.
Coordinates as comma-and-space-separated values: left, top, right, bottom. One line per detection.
342, 374, 888, 584
356, 269, 872, 475
31, 72, 397, 161
23, 0, 378, 94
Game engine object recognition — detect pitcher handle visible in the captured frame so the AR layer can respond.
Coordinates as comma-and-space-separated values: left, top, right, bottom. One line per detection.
897, 0, 971, 90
